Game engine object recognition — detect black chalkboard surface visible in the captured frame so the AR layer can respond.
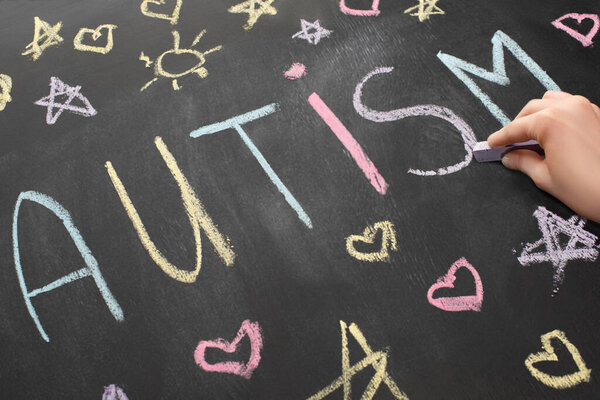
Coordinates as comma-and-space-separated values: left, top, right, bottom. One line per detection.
2, 0, 600, 398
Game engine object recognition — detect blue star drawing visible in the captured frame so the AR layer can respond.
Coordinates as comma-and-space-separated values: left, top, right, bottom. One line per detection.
292, 19, 332, 45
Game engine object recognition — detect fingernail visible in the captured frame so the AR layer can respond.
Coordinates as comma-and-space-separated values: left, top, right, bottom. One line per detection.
501, 154, 514, 169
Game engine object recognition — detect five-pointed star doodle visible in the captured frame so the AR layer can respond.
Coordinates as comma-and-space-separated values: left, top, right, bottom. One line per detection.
518, 206, 598, 293
35, 76, 97, 125
307, 321, 409, 400
228, 0, 277, 30
292, 19, 332, 45
22, 16, 64, 61
404, 0, 445, 22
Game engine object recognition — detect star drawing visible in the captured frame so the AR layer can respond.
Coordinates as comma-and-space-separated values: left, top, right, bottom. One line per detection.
404, 0, 445, 22
517, 206, 598, 293
228, 0, 277, 30
34, 77, 97, 125
292, 19, 332, 45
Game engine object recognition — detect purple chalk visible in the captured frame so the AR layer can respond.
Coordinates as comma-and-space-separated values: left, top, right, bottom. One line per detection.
473, 140, 544, 162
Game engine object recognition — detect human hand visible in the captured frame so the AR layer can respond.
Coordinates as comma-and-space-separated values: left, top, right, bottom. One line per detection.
487, 91, 600, 223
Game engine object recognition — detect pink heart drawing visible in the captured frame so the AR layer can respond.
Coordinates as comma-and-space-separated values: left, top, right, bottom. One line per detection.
427, 257, 483, 312
194, 320, 263, 379
552, 13, 600, 47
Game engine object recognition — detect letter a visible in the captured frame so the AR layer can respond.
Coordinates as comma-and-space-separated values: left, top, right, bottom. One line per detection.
105, 136, 235, 283
12, 191, 124, 342
339, 0, 381, 16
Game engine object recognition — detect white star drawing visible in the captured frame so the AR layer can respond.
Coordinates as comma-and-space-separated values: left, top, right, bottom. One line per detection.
292, 19, 332, 45
518, 206, 598, 293
34, 76, 97, 125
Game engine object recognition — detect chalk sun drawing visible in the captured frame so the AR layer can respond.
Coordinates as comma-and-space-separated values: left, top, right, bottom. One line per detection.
140, 0, 182, 25
517, 206, 598, 293
354, 66, 477, 176
102, 384, 129, 400
34, 76, 97, 125
525, 330, 591, 390
292, 19, 332, 45
427, 257, 483, 312
73, 24, 117, 54
12, 191, 124, 343
140, 30, 221, 91
552, 13, 600, 48
228, 0, 277, 31
0, 74, 12, 111
346, 221, 397, 262
339, 0, 380, 16
307, 320, 409, 400
309, 92, 389, 195
194, 320, 263, 379
22, 16, 63, 61
438, 30, 560, 126
190, 104, 313, 228
106, 137, 235, 283
284, 62, 307, 80
404, 0, 444, 22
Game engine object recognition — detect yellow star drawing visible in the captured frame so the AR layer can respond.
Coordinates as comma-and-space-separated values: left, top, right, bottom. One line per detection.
307, 321, 409, 400
404, 0, 444, 22
228, 0, 277, 30
22, 16, 64, 61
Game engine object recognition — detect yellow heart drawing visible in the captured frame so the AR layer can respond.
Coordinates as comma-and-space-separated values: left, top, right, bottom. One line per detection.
73, 24, 117, 54
140, 0, 182, 25
525, 329, 591, 389
0, 74, 12, 111
346, 221, 397, 262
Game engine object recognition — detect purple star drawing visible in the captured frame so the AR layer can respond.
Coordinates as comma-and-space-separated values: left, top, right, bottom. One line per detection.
35, 76, 97, 125
292, 19, 332, 45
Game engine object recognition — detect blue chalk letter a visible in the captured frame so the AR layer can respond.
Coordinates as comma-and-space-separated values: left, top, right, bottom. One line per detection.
437, 30, 560, 126
12, 191, 124, 342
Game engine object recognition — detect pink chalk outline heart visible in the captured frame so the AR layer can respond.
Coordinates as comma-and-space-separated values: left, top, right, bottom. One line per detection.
427, 257, 483, 312
552, 13, 600, 47
194, 320, 263, 379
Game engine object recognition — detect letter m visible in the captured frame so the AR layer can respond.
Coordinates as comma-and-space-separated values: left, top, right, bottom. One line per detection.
437, 30, 560, 126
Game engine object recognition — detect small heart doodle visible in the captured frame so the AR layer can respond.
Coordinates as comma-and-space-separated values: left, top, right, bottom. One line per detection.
427, 257, 483, 312
346, 221, 397, 262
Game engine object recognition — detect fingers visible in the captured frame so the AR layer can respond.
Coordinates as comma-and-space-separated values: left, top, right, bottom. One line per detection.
542, 90, 572, 100
513, 98, 557, 120
488, 113, 541, 147
501, 150, 550, 190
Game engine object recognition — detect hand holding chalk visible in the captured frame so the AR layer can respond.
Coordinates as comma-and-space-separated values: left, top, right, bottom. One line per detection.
487, 91, 600, 223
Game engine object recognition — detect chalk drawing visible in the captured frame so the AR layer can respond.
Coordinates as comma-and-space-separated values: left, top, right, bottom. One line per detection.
140, 0, 182, 25
22, 16, 63, 61
307, 320, 409, 400
552, 13, 600, 47
194, 320, 263, 379
190, 103, 313, 228
427, 257, 483, 312
525, 330, 591, 389
102, 385, 129, 400
106, 137, 235, 283
12, 191, 124, 343
517, 206, 598, 294
74, 24, 117, 54
0, 74, 12, 111
353, 66, 477, 176
339, 0, 380, 16
346, 221, 397, 262
228, 0, 277, 31
34, 76, 97, 125
140, 30, 221, 91
438, 30, 560, 126
292, 20, 332, 45
309, 92, 389, 194
284, 62, 307, 80
404, 0, 444, 22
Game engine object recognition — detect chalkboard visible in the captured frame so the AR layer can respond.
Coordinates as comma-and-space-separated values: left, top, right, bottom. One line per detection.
1, 0, 600, 398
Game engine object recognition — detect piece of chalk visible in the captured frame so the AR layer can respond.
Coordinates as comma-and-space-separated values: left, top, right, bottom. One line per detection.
473, 140, 544, 162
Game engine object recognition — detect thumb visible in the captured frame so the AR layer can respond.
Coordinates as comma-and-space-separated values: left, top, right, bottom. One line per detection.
501, 150, 551, 191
